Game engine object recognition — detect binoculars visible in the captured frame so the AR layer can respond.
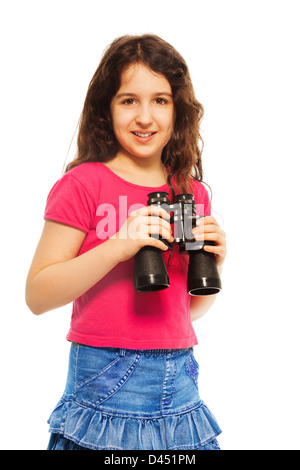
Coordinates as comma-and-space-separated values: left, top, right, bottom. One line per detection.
134, 192, 222, 296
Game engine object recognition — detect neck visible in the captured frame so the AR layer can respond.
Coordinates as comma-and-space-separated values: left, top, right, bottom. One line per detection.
112, 150, 166, 175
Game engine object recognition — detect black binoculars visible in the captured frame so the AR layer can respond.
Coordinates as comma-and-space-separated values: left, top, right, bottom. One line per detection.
134, 191, 222, 296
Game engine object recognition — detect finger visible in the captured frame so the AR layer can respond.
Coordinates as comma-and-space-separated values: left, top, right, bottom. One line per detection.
203, 243, 226, 257
194, 232, 226, 245
144, 236, 169, 251
128, 216, 172, 242
196, 216, 217, 226
193, 224, 226, 237
132, 205, 170, 220
142, 215, 172, 232
147, 225, 174, 242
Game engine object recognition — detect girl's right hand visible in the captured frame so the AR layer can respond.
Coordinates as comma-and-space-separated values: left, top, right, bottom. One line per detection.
113, 205, 174, 262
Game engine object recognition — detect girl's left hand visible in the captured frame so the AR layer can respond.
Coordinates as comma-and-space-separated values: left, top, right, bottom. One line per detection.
192, 216, 227, 269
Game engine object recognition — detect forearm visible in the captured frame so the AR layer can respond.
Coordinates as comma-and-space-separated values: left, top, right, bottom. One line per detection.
26, 238, 122, 315
190, 265, 223, 322
190, 294, 218, 322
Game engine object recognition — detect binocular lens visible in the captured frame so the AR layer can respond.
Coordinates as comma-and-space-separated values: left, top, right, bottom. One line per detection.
187, 246, 222, 296
134, 246, 170, 292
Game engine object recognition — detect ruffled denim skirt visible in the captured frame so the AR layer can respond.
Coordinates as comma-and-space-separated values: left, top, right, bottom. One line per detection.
47, 343, 221, 450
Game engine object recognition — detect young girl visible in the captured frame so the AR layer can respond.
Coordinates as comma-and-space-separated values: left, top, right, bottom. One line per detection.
26, 34, 226, 451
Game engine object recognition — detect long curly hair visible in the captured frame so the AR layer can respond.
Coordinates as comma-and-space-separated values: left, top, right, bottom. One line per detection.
65, 34, 205, 200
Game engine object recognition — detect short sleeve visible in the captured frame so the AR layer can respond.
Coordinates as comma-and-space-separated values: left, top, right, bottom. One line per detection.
192, 180, 211, 217
44, 172, 95, 232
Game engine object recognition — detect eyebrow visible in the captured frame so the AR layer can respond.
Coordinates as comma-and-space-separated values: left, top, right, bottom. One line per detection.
115, 92, 173, 99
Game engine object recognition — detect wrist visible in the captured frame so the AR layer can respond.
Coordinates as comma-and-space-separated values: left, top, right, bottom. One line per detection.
104, 237, 124, 264
217, 264, 223, 276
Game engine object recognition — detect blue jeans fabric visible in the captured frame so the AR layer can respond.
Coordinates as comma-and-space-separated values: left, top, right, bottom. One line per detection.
47, 433, 221, 451
47, 343, 221, 450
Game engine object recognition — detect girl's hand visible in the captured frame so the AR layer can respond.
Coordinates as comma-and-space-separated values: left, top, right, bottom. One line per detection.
192, 216, 227, 269
114, 205, 173, 262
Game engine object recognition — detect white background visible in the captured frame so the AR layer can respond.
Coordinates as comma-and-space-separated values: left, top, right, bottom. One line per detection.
1, 0, 299, 450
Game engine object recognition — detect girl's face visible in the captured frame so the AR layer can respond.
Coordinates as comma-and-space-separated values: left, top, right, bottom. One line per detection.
110, 63, 175, 163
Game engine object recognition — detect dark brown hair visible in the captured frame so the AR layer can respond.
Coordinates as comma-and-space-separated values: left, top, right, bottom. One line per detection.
65, 34, 205, 199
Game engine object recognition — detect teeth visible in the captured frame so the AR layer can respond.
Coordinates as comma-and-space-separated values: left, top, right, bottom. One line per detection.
133, 132, 154, 137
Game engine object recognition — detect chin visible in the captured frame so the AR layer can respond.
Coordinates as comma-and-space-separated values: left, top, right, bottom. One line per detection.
125, 149, 161, 160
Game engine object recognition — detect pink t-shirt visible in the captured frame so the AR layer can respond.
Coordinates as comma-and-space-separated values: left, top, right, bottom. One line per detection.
44, 162, 211, 349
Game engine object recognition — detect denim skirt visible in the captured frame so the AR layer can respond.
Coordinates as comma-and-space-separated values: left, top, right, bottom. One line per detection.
47, 343, 221, 450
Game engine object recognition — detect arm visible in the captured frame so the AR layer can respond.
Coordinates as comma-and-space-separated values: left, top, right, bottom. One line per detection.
190, 216, 226, 322
25, 221, 123, 315
190, 265, 223, 322
25, 206, 172, 316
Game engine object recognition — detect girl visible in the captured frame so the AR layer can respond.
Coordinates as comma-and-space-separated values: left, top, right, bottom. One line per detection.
26, 34, 226, 451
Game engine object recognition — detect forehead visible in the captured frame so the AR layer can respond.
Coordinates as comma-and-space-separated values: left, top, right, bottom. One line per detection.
118, 63, 172, 92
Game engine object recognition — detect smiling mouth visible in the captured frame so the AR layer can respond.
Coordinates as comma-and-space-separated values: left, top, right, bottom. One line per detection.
132, 132, 157, 138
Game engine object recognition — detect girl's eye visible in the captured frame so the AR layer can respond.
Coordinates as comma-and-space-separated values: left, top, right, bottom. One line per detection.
122, 98, 136, 105
121, 97, 168, 105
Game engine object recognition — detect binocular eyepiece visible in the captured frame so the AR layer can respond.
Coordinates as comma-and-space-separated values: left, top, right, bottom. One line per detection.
134, 192, 222, 296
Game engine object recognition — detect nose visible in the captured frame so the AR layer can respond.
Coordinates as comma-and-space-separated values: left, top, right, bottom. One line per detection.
135, 103, 153, 127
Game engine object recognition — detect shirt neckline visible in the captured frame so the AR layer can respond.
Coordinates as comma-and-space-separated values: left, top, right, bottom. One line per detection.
97, 161, 169, 190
